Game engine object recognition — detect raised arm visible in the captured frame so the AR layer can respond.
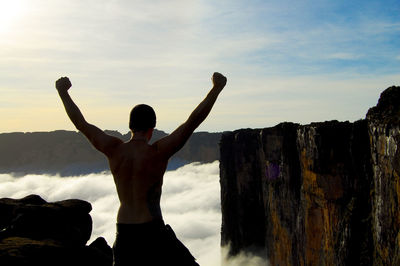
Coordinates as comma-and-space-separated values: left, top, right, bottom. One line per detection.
56, 77, 122, 156
155, 72, 227, 158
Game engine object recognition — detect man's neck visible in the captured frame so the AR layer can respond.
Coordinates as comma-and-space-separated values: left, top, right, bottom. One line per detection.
131, 131, 151, 143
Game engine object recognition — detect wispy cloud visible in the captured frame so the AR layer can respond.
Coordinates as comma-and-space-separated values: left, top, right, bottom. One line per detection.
325, 53, 362, 60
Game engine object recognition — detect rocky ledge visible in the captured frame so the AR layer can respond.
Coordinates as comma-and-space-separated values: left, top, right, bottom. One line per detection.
0, 195, 112, 266
220, 86, 400, 265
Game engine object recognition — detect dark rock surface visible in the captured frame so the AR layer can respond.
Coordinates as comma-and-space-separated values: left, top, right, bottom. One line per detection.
220, 86, 399, 265
0, 195, 112, 266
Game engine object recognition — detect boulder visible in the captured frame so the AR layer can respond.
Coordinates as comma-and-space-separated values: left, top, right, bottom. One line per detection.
0, 195, 112, 266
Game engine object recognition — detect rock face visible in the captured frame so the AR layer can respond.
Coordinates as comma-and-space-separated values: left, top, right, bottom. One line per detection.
220, 86, 400, 265
367, 86, 400, 265
0, 195, 112, 266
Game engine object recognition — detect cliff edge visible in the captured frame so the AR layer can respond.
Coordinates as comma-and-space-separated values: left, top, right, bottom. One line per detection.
220, 86, 400, 265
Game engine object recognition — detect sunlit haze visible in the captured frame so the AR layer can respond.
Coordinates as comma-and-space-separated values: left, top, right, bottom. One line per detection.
1, 0, 399, 133
0, 1, 25, 33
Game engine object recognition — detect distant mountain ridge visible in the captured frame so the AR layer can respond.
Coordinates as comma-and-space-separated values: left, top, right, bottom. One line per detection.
0, 129, 221, 176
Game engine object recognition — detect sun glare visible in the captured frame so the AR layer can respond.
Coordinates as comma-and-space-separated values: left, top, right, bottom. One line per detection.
0, 0, 25, 33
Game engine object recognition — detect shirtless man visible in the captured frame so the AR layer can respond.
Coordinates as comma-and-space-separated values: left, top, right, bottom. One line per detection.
56, 72, 227, 265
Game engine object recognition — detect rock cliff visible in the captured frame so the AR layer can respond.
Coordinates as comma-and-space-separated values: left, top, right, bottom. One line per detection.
220, 86, 399, 265
0, 195, 112, 266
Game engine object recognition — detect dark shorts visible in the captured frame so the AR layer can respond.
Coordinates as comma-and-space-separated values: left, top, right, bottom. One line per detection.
113, 220, 200, 266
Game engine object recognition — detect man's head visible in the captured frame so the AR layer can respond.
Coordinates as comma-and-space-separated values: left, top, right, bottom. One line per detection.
129, 104, 156, 132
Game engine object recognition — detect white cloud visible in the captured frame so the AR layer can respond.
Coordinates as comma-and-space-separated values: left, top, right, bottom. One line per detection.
0, 162, 267, 265
221, 246, 269, 266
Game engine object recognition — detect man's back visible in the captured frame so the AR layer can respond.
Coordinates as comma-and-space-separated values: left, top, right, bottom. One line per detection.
108, 139, 168, 224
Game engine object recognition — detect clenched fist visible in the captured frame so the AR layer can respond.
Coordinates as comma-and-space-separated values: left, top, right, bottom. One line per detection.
56, 77, 72, 93
212, 72, 227, 90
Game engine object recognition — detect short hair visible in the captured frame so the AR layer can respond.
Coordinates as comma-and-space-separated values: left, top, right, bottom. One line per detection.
129, 104, 156, 132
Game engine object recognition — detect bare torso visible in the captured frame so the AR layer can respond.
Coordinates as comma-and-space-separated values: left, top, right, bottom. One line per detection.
107, 139, 168, 224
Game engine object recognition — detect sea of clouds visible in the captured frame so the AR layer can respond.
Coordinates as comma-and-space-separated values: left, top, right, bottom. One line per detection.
0, 161, 266, 266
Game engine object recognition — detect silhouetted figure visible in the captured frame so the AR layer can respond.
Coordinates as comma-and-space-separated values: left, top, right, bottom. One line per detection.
56, 73, 227, 266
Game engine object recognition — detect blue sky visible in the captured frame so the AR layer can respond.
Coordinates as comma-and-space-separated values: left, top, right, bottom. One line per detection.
0, 0, 399, 133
